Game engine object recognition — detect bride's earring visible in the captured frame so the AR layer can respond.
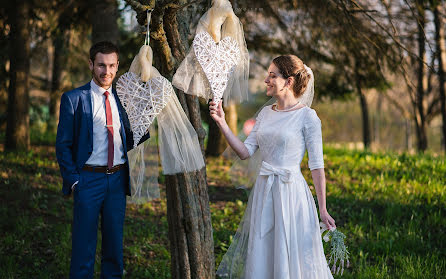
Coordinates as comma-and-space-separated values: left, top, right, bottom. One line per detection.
280, 78, 292, 93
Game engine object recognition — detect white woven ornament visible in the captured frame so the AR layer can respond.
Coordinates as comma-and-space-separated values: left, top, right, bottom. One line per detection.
193, 31, 240, 104
116, 72, 173, 148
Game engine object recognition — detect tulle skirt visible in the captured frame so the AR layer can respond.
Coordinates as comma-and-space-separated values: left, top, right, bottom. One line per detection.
217, 162, 333, 279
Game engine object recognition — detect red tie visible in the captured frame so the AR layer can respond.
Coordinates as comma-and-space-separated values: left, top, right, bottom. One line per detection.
104, 91, 114, 169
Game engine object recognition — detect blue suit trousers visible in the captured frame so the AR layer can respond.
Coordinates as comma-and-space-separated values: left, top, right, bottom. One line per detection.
70, 168, 126, 279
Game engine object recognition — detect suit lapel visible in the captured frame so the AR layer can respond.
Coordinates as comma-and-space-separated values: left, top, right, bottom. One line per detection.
81, 83, 93, 138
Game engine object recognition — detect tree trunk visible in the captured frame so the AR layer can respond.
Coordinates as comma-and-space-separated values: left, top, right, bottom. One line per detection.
405, 119, 412, 150
357, 85, 370, 149
226, 104, 238, 137
374, 93, 382, 146
91, 0, 119, 44
5, 0, 30, 151
48, 30, 71, 133
131, 2, 215, 278
206, 103, 237, 156
415, 1, 428, 152
434, 3, 446, 152
206, 118, 226, 156
355, 63, 370, 149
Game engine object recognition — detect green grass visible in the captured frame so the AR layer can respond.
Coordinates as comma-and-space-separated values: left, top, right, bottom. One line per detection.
0, 146, 445, 278
315, 148, 446, 278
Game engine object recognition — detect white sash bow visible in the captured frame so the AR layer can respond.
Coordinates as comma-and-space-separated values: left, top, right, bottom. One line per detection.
257, 161, 301, 260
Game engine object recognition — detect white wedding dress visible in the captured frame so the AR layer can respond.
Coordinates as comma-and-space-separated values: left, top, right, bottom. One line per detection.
217, 105, 333, 279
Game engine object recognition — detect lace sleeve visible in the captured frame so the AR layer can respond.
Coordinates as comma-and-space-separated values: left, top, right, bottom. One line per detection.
243, 107, 266, 157
303, 108, 324, 170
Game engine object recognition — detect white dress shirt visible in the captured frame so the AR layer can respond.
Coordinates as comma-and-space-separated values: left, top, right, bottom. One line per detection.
85, 79, 126, 167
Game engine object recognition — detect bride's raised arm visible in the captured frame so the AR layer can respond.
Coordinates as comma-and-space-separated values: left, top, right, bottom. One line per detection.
209, 101, 250, 160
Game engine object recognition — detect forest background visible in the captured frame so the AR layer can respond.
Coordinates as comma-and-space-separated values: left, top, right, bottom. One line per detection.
0, 0, 445, 278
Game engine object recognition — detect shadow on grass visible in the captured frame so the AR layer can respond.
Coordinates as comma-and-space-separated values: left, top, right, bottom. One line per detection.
0, 178, 73, 278
208, 185, 248, 203
1, 146, 445, 278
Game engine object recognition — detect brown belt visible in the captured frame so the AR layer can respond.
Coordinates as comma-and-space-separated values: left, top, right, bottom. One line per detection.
82, 164, 125, 174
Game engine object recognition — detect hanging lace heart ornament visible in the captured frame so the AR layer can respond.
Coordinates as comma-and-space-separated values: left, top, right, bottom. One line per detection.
193, 31, 240, 105
116, 72, 173, 148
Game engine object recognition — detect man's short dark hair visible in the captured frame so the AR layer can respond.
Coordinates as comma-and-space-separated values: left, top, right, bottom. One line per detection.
89, 41, 119, 63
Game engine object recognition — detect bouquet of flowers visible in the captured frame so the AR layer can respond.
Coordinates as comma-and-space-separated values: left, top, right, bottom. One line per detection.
320, 222, 350, 275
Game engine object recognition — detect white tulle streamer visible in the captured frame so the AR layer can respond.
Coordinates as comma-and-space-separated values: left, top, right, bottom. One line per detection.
300, 64, 315, 107
157, 92, 205, 174
117, 70, 205, 203
127, 125, 160, 203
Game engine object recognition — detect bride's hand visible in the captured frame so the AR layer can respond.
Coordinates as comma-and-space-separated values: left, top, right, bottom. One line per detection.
209, 101, 225, 125
320, 209, 336, 230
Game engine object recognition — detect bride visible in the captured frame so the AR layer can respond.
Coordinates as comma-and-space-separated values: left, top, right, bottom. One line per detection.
210, 55, 336, 278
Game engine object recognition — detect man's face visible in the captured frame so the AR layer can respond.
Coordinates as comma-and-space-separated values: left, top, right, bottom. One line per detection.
89, 52, 119, 89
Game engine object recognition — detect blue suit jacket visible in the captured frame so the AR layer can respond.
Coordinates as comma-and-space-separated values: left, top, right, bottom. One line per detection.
56, 82, 149, 196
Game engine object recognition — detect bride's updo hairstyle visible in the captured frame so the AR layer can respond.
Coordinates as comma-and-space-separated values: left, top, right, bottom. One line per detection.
272, 55, 311, 98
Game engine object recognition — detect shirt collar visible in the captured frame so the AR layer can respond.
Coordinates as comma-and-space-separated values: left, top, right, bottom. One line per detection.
90, 79, 112, 96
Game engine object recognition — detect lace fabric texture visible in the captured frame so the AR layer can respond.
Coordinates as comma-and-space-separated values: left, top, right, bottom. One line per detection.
172, 10, 249, 105
217, 106, 333, 279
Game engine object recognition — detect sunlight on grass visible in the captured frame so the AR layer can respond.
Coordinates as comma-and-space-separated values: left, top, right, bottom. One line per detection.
0, 146, 445, 278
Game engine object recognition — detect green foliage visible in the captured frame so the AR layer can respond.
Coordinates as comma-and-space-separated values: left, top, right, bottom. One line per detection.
212, 200, 246, 265
0, 146, 445, 278
29, 102, 57, 146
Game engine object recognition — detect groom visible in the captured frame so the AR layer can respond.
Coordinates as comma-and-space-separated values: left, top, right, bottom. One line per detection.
56, 41, 148, 278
